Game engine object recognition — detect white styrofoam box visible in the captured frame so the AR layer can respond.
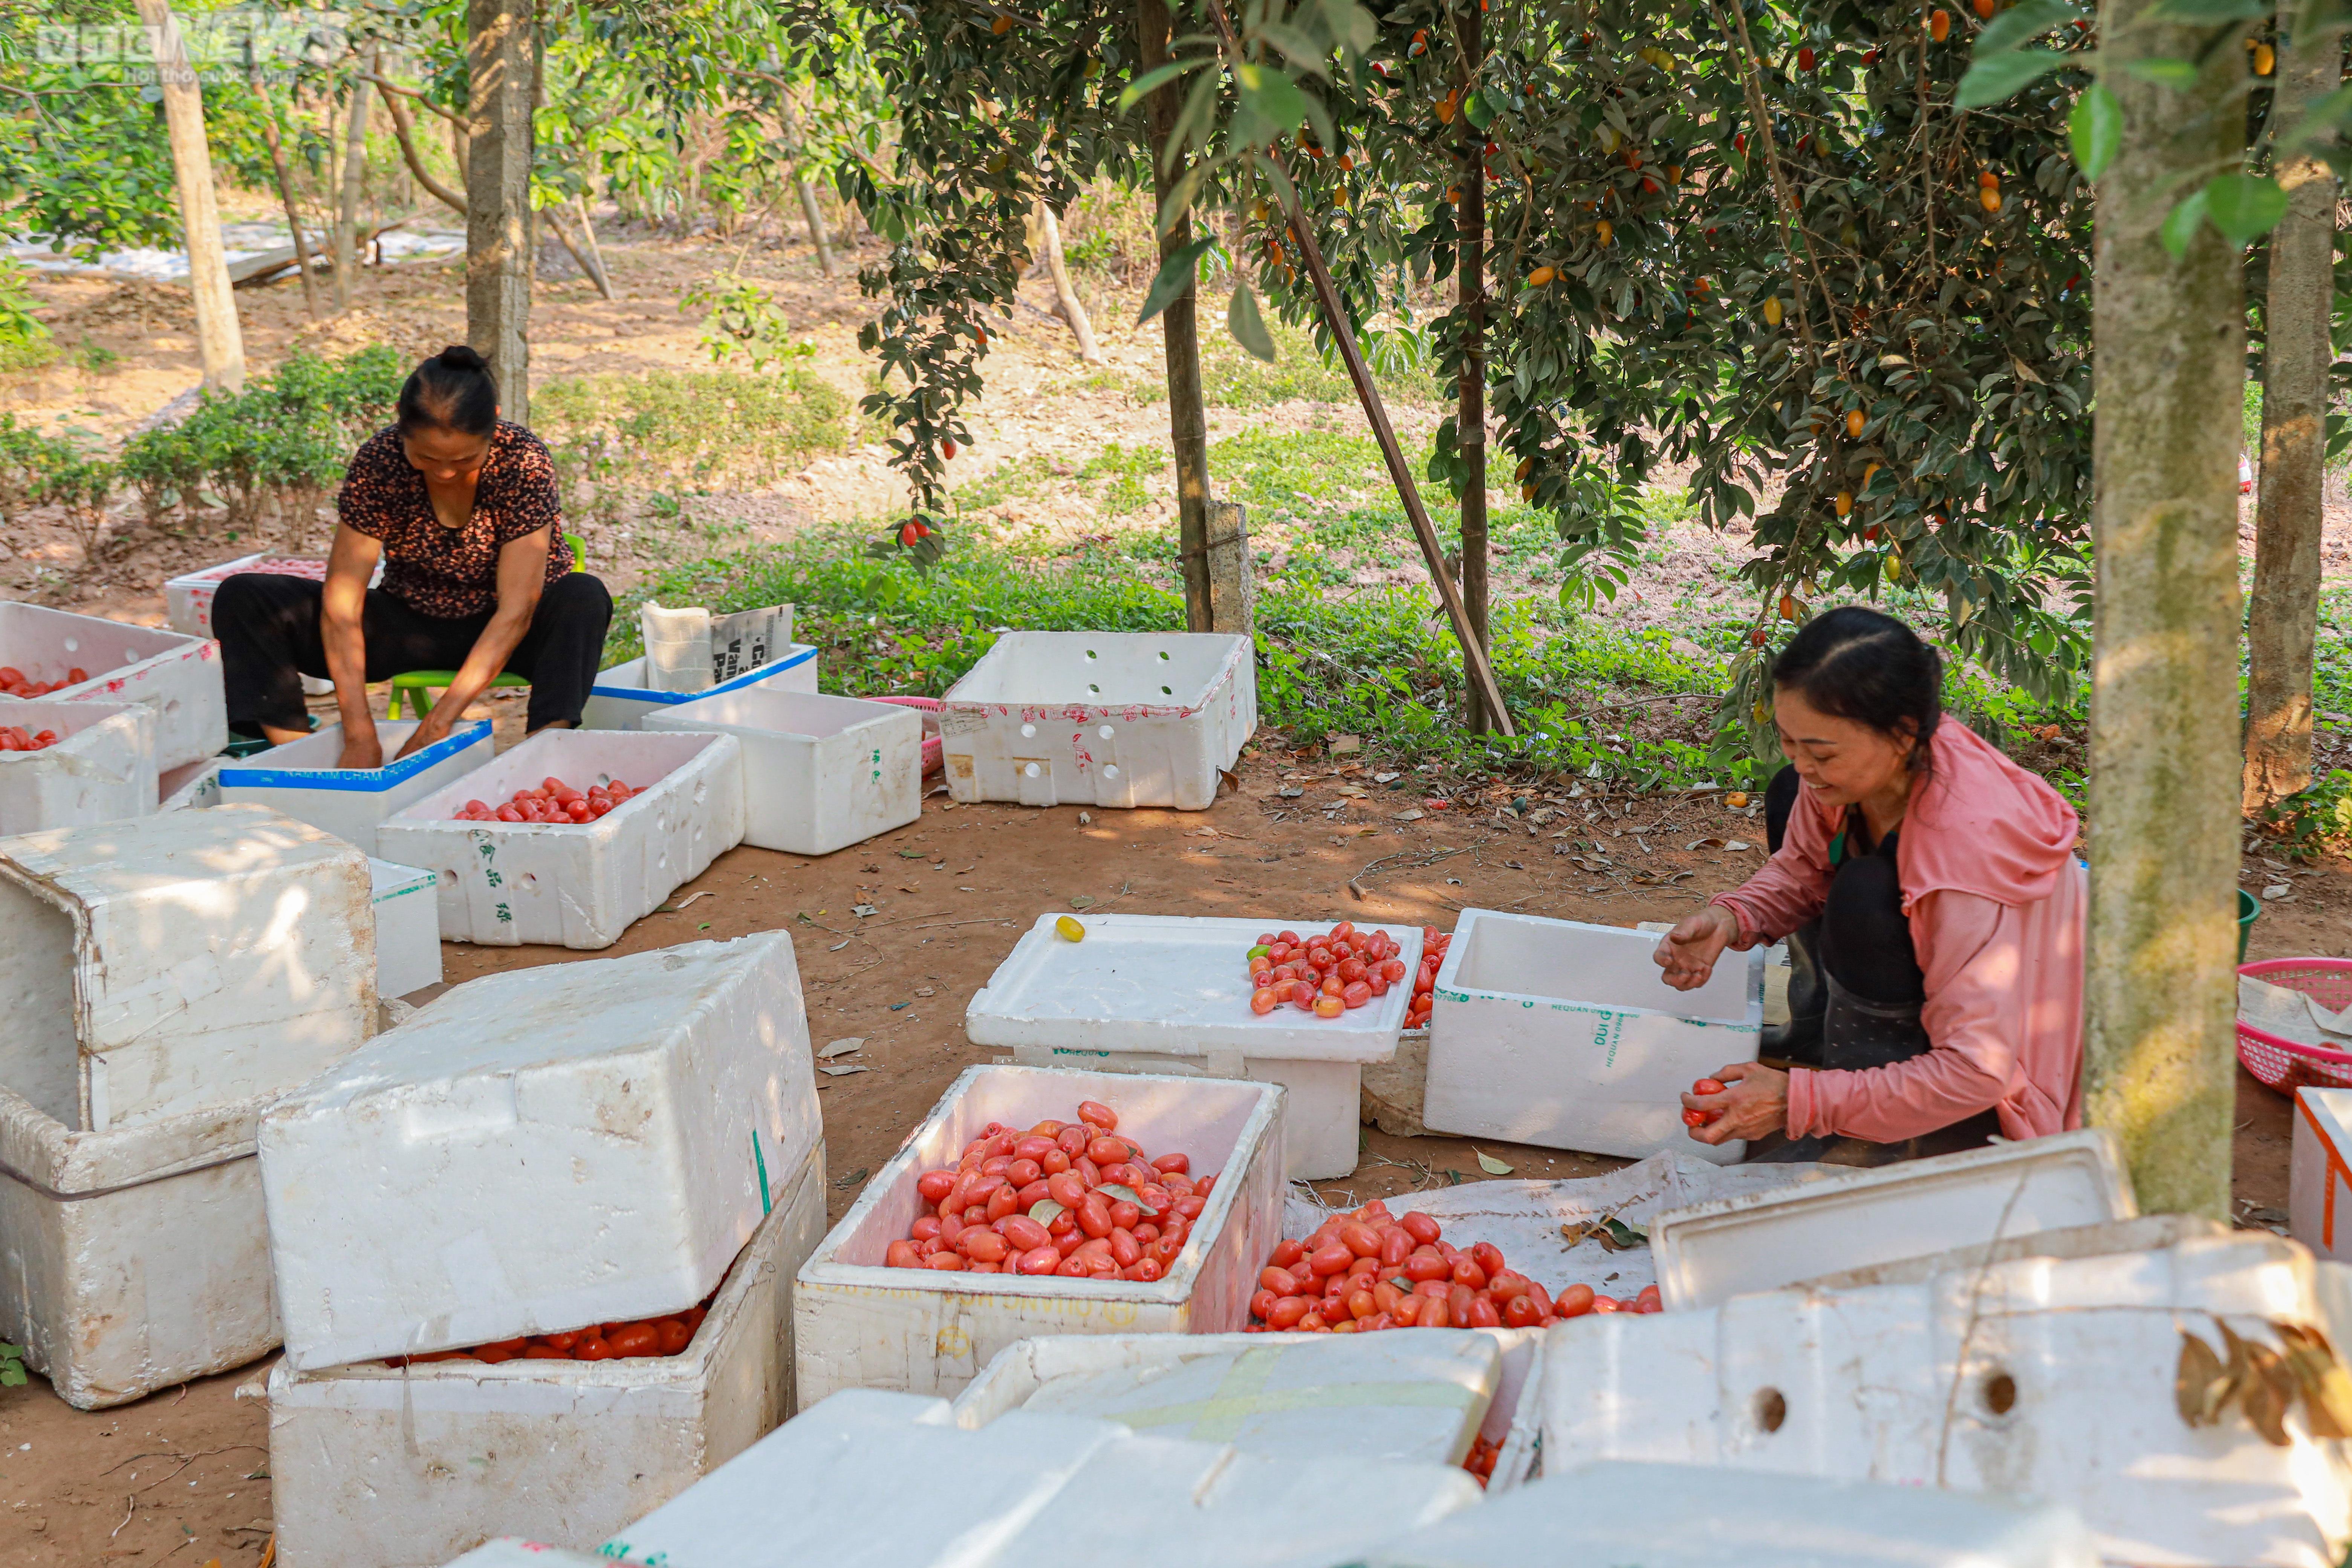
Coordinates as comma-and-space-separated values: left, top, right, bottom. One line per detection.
1421, 909, 1762, 1164
270, 1138, 824, 1568
939, 630, 1256, 810
952, 1329, 1501, 1469
2294, 1088, 2352, 1263
643, 687, 922, 856
794, 1065, 1286, 1404
261, 933, 817, 1369
1, 599, 228, 769
0, 1082, 280, 1409
376, 728, 745, 949
1650, 1127, 2136, 1310
0, 695, 156, 834
1539, 1225, 2352, 1568
582, 644, 820, 732
1358, 1460, 2101, 1568
596, 1385, 1480, 1568
0, 804, 376, 1132
217, 720, 493, 856
970, 913, 1425, 1179
438, 1544, 608, 1568
370, 857, 443, 998
164, 551, 378, 639
156, 754, 225, 811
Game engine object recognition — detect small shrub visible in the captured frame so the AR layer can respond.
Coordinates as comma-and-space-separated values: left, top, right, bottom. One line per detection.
2259, 770, 2352, 861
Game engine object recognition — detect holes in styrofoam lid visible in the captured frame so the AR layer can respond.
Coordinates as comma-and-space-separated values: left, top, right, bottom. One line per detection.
520, 872, 539, 890
1023, 762, 1041, 777
1981, 1369, 2018, 1417
1097, 725, 1113, 739
1087, 684, 1101, 695
657, 850, 669, 869
1157, 650, 1170, 661
1021, 722, 1037, 738
1752, 1387, 1787, 1434
1102, 764, 1119, 779
61, 636, 79, 653
1160, 685, 1173, 696
1084, 648, 1098, 660
165, 698, 182, 716
439, 868, 459, 886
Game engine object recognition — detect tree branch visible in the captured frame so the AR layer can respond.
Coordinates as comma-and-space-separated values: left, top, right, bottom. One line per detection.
363, 72, 467, 130
375, 79, 466, 216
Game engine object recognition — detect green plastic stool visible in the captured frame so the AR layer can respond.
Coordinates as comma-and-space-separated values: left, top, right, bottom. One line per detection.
388, 533, 583, 722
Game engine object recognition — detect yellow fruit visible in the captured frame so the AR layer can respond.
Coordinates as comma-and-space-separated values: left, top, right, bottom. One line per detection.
1863, 461, 1881, 488
1725, 791, 1751, 809
1521, 483, 1537, 501
1056, 915, 1086, 942
2254, 40, 2276, 75
1980, 188, 2001, 213
1845, 408, 1865, 439
1665, 164, 1682, 183
1515, 457, 1535, 481
991, 12, 1011, 33
1528, 265, 1556, 287
1835, 490, 1853, 517
1779, 594, 1801, 621
1929, 9, 1950, 42
1252, 200, 1270, 221
1977, 170, 2000, 190
1595, 219, 1613, 245
1763, 296, 1784, 327
1338, 152, 1355, 171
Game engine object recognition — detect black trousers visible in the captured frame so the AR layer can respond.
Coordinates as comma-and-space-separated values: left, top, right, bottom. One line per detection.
214, 571, 613, 736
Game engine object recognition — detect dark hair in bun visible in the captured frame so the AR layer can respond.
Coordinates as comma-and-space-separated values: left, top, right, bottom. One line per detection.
397, 345, 499, 436
1771, 605, 1944, 779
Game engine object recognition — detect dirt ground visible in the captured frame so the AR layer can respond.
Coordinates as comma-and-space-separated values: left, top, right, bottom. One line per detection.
5, 217, 2351, 1566
2, 731, 2343, 1566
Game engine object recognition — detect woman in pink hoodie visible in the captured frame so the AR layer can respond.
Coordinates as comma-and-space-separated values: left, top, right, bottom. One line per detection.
1654, 607, 2085, 1162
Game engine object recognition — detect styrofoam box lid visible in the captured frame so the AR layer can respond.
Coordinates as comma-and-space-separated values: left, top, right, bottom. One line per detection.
646, 685, 913, 740
801, 1064, 1280, 1302
0, 801, 358, 892
369, 857, 435, 902
599, 1386, 1481, 1568
966, 913, 1426, 1062
218, 720, 490, 795
944, 630, 1248, 714
591, 644, 820, 706
1649, 1127, 2138, 1310
969, 1329, 1499, 1467
1358, 1461, 2100, 1568
0, 600, 208, 690
165, 553, 323, 591
0, 693, 147, 748
1437, 907, 1760, 1028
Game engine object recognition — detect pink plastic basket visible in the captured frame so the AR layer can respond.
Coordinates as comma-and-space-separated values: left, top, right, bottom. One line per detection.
2238, 958, 2352, 1093
866, 695, 944, 777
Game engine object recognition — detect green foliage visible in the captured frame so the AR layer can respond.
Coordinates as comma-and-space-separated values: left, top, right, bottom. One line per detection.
679, 275, 815, 372
0, 260, 45, 351
0, 1340, 23, 1388
2257, 770, 2352, 861
116, 346, 404, 543
534, 367, 853, 485
0, 413, 116, 555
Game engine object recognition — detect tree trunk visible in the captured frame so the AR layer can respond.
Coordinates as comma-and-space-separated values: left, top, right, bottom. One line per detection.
1455, 0, 1490, 733
575, 197, 613, 292
2083, 0, 2251, 1220
258, 112, 321, 319
775, 92, 838, 277
466, 0, 535, 422
1035, 200, 1105, 363
2243, 14, 2341, 812
133, 0, 244, 391
334, 46, 375, 311
548, 204, 613, 299
1137, 0, 1215, 632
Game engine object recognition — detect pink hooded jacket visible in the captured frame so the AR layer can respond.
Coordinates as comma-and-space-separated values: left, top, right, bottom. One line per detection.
1711, 721, 2086, 1144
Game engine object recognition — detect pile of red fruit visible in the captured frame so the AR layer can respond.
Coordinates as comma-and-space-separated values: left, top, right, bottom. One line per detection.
1244, 922, 1417, 1020
1247, 1200, 1662, 1334
0, 724, 61, 752
884, 1099, 1216, 1282
1404, 929, 1451, 1029
1464, 1433, 1502, 1487
0, 664, 89, 697
383, 1286, 719, 1367
1682, 1076, 1727, 1128
451, 775, 638, 823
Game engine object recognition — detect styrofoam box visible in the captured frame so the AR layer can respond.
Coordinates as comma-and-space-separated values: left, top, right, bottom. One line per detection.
218, 720, 493, 856
2, 599, 228, 769
0, 1081, 280, 1409
163, 553, 370, 698
1650, 1127, 2137, 1309
952, 1328, 1539, 1481
439, 1544, 607, 1568
261, 932, 817, 1369
0, 695, 156, 834
794, 1065, 1285, 1404
1539, 1225, 2352, 1568
270, 1138, 825, 1568
970, 913, 1424, 1181
2293, 1088, 2352, 1263
157, 754, 225, 812
376, 728, 746, 949
1421, 909, 1762, 1165
1358, 1460, 2100, 1568
582, 644, 820, 732
644, 687, 922, 856
0, 805, 376, 1132
939, 631, 1256, 810
596, 1386, 1480, 1568
371, 857, 442, 998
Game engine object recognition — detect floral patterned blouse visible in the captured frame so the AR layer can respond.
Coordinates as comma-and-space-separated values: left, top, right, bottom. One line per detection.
336, 422, 573, 618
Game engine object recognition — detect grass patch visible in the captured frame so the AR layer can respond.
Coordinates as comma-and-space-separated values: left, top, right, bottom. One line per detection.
535, 367, 853, 485
1202, 316, 1434, 411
